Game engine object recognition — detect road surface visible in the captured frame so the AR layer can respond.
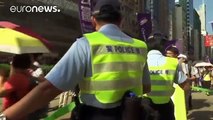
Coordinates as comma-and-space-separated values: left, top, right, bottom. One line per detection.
188, 91, 213, 120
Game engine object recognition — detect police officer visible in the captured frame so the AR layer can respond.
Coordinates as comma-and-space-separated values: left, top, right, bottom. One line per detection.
1, 0, 151, 120
146, 33, 188, 120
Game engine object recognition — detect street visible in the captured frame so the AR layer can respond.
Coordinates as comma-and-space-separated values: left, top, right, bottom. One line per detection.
188, 92, 213, 120
0, 91, 212, 119
47, 91, 213, 120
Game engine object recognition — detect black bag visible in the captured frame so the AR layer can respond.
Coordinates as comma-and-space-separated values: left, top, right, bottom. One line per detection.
120, 91, 142, 120
121, 91, 158, 120
140, 97, 158, 120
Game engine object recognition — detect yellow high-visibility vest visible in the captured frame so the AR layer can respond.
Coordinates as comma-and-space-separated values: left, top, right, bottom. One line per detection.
147, 57, 178, 104
79, 32, 147, 104
203, 72, 211, 81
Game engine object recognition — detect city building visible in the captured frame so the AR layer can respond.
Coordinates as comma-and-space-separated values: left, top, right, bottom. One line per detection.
120, 0, 145, 38
192, 9, 202, 60
196, 1, 210, 58
169, 0, 176, 40
174, 3, 187, 53
146, 0, 174, 39
187, 0, 194, 48
175, 0, 195, 58
197, 1, 207, 35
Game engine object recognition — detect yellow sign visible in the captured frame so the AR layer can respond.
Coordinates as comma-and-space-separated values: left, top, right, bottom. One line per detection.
171, 84, 187, 120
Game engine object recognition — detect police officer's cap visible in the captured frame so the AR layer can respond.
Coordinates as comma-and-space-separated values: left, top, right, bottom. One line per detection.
92, 0, 121, 16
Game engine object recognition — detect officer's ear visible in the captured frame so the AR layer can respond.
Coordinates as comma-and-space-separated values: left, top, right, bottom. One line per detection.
91, 16, 97, 29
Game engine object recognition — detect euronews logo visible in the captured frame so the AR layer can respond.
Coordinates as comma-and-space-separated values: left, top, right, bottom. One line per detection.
10, 5, 61, 13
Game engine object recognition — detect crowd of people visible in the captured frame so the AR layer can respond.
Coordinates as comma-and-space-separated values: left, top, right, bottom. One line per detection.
0, 0, 212, 120
166, 45, 213, 110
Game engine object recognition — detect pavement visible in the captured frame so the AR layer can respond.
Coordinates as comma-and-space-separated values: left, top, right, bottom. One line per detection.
0, 91, 212, 120
47, 91, 213, 120
188, 91, 213, 120
47, 94, 73, 120
0, 94, 72, 120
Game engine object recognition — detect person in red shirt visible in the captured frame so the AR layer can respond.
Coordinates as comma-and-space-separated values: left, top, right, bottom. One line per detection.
0, 54, 32, 119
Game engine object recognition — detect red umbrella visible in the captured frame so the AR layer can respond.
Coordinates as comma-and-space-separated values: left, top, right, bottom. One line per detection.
0, 21, 53, 50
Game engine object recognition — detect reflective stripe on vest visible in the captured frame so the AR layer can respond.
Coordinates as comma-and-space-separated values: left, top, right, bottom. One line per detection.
79, 32, 147, 104
147, 57, 178, 104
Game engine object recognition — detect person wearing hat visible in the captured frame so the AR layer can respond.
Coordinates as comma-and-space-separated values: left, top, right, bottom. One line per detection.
146, 33, 188, 120
1, 0, 151, 120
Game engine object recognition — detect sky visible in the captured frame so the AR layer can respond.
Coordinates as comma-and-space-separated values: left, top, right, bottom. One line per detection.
194, 0, 213, 34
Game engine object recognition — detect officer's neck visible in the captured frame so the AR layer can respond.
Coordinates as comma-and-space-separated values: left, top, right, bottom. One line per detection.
95, 22, 120, 31
95, 22, 106, 31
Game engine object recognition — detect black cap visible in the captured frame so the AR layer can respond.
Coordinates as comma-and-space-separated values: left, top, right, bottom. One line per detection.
147, 32, 168, 52
92, 0, 121, 15
148, 32, 167, 41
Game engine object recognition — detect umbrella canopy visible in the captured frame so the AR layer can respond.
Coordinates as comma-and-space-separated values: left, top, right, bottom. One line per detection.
195, 62, 213, 67
0, 28, 50, 54
0, 21, 52, 54
178, 54, 187, 59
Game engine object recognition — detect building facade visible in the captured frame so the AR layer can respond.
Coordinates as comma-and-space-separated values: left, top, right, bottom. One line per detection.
196, 1, 210, 58
120, 0, 145, 38
175, 0, 195, 57
146, 0, 171, 38
174, 3, 187, 53
197, 2, 207, 35
168, 0, 176, 40
193, 9, 202, 60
